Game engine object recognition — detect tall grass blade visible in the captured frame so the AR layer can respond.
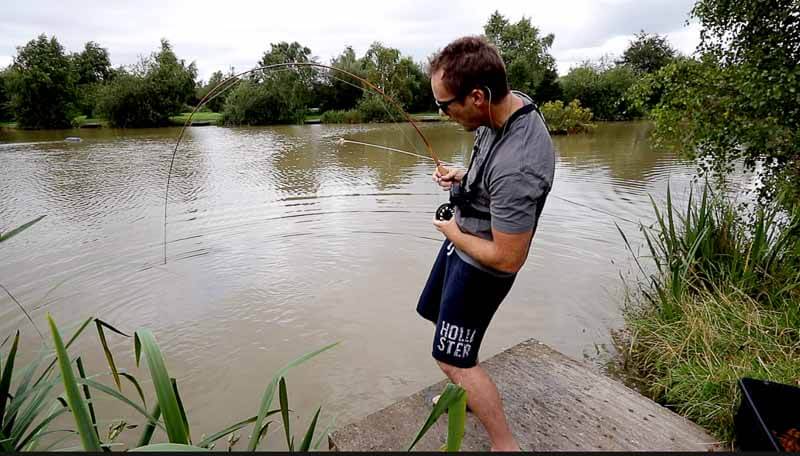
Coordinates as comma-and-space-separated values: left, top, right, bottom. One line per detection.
47, 314, 102, 451
35, 316, 93, 387
0, 215, 46, 243
0, 284, 45, 342
120, 372, 147, 408
311, 415, 337, 450
0, 331, 19, 425
278, 377, 293, 451
4, 346, 45, 422
39, 430, 80, 451
3, 375, 61, 430
247, 342, 339, 451
134, 329, 189, 444
8, 379, 58, 443
77, 378, 164, 433
95, 319, 126, 391
616, 222, 647, 277
75, 357, 101, 443
15, 403, 68, 451
407, 383, 466, 451
445, 388, 467, 451
299, 406, 321, 451
136, 404, 160, 448
131, 443, 210, 451
196, 411, 279, 448
171, 378, 191, 444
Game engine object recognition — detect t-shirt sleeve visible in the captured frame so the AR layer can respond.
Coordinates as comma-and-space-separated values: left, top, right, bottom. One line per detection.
488, 165, 548, 234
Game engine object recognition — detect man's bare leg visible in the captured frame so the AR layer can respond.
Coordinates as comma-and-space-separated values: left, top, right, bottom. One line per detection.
437, 360, 519, 451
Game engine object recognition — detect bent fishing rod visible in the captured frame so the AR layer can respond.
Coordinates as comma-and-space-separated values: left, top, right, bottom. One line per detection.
164, 62, 447, 264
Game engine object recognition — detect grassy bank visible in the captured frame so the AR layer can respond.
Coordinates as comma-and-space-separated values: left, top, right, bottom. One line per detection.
1, 111, 445, 129
615, 184, 800, 445
168, 111, 223, 126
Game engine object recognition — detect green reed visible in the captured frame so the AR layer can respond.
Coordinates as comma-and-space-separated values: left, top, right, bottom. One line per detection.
616, 182, 800, 444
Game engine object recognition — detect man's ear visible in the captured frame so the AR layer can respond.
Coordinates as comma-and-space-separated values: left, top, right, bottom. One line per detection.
471, 88, 486, 106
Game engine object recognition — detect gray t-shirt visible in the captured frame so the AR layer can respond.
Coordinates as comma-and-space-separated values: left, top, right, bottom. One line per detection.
454, 91, 555, 275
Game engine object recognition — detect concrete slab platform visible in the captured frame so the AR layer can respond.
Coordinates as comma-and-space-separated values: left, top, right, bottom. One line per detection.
329, 339, 719, 451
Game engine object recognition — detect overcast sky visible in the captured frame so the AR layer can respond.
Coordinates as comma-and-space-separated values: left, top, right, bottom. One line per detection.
1, 0, 701, 81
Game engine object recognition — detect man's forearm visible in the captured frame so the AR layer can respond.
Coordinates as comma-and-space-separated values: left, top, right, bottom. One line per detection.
446, 228, 516, 273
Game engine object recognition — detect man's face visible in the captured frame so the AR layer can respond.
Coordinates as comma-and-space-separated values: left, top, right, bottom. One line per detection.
431, 69, 483, 131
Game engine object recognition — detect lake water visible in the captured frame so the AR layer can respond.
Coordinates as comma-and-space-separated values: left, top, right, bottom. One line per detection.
0, 121, 697, 448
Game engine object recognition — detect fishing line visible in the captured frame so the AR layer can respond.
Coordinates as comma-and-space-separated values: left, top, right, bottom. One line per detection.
336, 139, 453, 165
164, 62, 444, 264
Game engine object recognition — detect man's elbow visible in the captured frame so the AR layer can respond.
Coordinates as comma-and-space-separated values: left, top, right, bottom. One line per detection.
494, 255, 525, 274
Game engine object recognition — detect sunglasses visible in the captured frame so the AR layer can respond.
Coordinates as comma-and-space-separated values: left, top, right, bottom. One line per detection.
435, 96, 460, 115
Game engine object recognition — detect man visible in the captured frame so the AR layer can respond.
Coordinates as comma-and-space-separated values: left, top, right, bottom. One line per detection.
417, 36, 555, 451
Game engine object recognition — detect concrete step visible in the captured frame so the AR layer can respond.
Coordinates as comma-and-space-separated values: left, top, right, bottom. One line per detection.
329, 339, 719, 451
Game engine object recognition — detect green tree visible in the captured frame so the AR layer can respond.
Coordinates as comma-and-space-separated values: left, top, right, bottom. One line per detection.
5, 34, 77, 128
316, 46, 365, 111
97, 39, 197, 127
483, 11, 559, 103
0, 67, 13, 122
73, 41, 112, 85
560, 59, 641, 120
149, 39, 198, 113
257, 41, 315, 96
360, 42, 430, 112
618, 31, 677, 74
222, 41, 314, 125
196, 69, 229, 113
361, 42, 401, 95
73, 41, 113, 117
638, 0, 800, 203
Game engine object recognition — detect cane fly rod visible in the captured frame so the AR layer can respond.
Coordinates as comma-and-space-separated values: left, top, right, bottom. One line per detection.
164, 62, 446, 264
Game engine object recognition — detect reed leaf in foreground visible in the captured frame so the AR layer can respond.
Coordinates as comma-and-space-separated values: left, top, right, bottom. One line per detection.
279, 377, 293, 451
445, 387, 467, 452
0, 215, 45, 243
247, 342, 339, 451
47, 314, 103, 451
0, 331, 20, 429
134, 329, 189, 444
407, 383, 467, 451
299, 406, 321, 452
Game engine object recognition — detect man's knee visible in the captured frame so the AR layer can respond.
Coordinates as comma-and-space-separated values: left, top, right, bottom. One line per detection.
436, 359, 477, 382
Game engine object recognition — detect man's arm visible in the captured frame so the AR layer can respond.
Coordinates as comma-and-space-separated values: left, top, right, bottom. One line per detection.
433, 219, 533, 274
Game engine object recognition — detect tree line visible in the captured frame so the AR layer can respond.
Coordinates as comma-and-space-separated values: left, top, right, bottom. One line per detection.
0, 11, 683, 130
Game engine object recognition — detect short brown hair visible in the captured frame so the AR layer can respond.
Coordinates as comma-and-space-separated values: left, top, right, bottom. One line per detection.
429, 36, 510, 103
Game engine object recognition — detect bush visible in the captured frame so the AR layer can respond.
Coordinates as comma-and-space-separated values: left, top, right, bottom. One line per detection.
96, 40, 196, 128
222, 79, 307, 126
560, 62, 642, 121
355, 94, 402, 123
320, 109, 363, 124
540, 99, 595, 134
617, 184, 800, 444
97, 73, 160, 128
75, 82, 103, 118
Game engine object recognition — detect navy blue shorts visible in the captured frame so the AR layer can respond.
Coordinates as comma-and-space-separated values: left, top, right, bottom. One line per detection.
416, 241, 516, 368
